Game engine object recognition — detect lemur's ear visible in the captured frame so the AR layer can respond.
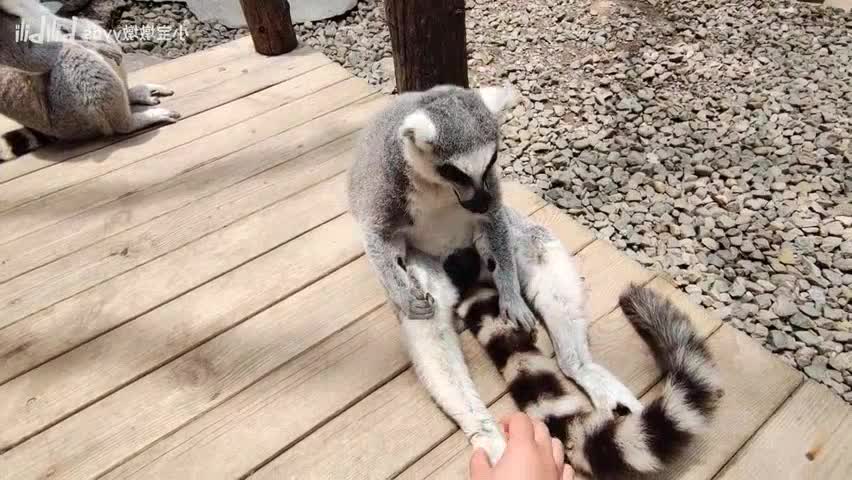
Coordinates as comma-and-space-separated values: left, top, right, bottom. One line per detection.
399, 110, 436, 152
477, 83, 519, 114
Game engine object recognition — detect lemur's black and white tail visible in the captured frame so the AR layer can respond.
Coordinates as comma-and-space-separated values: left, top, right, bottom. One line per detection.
0, 128, 50, 163
456, 282, 722, 480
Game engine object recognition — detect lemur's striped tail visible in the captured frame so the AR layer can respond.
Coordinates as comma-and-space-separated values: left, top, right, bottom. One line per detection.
0, 128, 50, 163
455, 282, 722, 479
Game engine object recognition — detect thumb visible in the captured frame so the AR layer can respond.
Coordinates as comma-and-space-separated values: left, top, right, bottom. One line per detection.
469, 448, 493, 480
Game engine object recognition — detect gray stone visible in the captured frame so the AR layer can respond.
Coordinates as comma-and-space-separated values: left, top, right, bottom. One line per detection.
830, 352, 852, 371
795, 330, 822, 347
773, 297, 799, 318
805, 363, 829, 382
795, 347, 817, 368
768, 330, 794, 351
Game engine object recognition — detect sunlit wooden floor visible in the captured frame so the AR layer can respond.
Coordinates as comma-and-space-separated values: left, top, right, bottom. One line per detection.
0, 37, 850, 480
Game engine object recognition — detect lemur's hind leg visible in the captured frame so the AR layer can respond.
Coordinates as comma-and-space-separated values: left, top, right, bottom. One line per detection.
500, 207, 643, 414
128, 84, 175, 106
402, 251, 506, 465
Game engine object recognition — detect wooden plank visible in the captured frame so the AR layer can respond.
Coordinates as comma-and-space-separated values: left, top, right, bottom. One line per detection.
0, 48, 331, 215
129, 36, 255, 85
94, 189, 547, 480
716, 381, 852, 480
397, 277, 722, 479
0, 156, 352, 385
0, 38, 293, 186
0, 87, 380, 328
0, 197, 363, 452
250, 325, 511, 480
0, 72, 373, 286
106, 306, 407, 480
528, 204, 596, 251
576, 240, 655, 321
0, 254, 384, 480
644, 324, 804, 480
396, 395, 518, 480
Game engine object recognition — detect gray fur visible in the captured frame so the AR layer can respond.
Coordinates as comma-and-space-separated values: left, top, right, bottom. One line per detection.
0, 0, 179, 162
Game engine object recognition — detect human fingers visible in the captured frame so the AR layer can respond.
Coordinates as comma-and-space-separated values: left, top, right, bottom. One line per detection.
531, 417, 552, 451
562, 463, 575, 480
503, 412, 535, 443
551, 437, 565, 472
469, 448, 493, 480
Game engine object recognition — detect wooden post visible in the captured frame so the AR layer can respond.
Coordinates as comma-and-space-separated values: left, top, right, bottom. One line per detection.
385, 0, 469, 92
238, 0, 298, 56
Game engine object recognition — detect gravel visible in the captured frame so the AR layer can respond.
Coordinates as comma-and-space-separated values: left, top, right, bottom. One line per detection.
99, 0, 852, 402
76, 1, 249, 60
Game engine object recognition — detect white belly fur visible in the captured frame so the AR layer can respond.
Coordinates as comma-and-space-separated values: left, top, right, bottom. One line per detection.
406, 187, 480, 257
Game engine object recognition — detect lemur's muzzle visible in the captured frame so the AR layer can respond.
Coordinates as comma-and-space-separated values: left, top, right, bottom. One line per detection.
459, 189, 491, 214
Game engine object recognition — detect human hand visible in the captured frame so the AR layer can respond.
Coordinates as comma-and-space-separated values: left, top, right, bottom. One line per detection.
469, 412, 573, 480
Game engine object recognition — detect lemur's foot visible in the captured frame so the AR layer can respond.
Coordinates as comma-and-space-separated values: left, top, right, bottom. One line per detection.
146, 107, 182, 124
128, 84, 175, 106
471, 427, 506, 465
499, 292, 538, 332
571, 363, 643, 415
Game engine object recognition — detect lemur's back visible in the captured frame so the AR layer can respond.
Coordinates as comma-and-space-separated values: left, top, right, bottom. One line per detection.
347, 91, 427, 233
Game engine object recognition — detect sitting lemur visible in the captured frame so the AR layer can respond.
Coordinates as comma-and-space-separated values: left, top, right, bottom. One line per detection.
0, 0, 179, 162
347, 84, 684, 464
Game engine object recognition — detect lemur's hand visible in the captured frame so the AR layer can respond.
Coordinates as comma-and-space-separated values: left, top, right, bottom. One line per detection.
404, 271, 435, 320
500, 290, 537, 332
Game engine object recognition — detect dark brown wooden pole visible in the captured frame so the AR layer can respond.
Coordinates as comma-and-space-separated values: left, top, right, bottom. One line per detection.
385, 0, 469, 92
238, 0, 298, 56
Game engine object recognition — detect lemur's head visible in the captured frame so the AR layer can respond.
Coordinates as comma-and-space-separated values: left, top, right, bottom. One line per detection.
399, 84, 518, 214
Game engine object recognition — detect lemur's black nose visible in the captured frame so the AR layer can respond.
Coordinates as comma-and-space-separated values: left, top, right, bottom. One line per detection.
461, 189, 491, 214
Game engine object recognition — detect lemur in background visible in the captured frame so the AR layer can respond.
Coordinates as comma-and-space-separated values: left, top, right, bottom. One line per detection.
347, 84, 642, 463
0, 0, 179, 162
443, 247, 723, 479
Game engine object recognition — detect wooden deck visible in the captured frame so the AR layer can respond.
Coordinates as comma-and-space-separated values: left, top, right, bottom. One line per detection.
0, 38, 850, 480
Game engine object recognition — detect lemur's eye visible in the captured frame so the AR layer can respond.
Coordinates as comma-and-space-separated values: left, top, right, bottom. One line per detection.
437, 164, 472, 186
481, 150, 498, 186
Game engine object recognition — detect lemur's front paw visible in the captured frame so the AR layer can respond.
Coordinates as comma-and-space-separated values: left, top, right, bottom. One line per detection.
471, 429, 506, 466
500, 293, 537, 332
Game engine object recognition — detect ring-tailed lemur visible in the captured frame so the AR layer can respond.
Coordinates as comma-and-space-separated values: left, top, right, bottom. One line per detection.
447, 251, 723, 479
0, 0, 179, 162
348, 84, 642, 463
